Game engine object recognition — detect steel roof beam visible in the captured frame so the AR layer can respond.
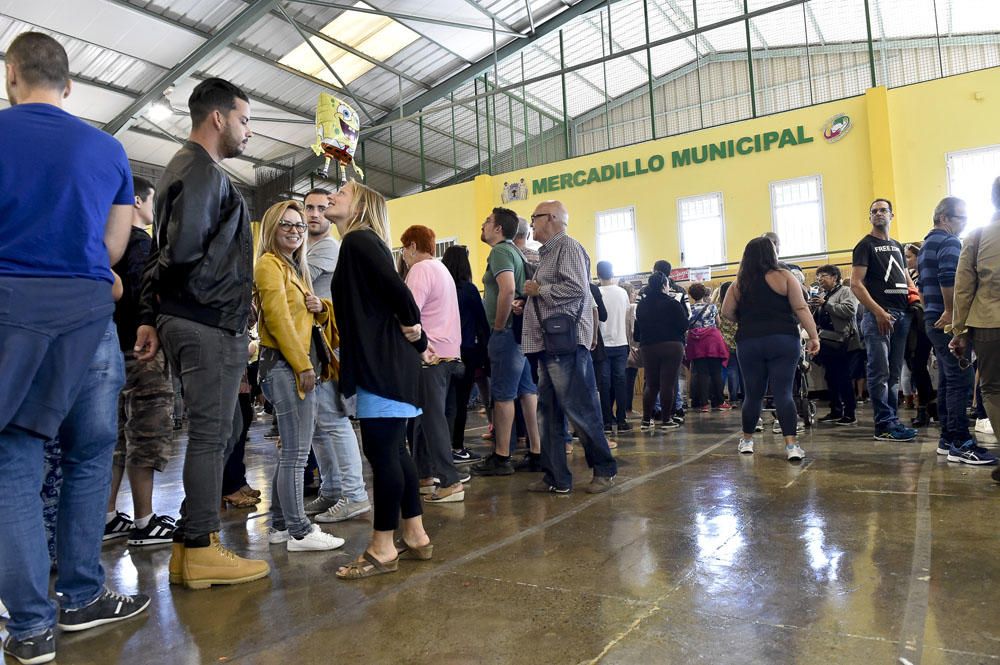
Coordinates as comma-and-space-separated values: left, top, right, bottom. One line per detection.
103, 0, 279, 136
457, 0, 522, 35
283, 0, 525, 37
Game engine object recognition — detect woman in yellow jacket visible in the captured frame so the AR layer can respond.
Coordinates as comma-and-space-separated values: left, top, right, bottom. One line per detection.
255, 200, 344, 552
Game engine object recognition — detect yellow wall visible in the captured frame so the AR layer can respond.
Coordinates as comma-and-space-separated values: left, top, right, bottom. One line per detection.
889, 67, 1000, 241
387, 66, 1000, 281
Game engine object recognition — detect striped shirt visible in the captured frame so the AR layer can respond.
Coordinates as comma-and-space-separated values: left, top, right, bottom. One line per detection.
917, 227, 962, 319
521, 231, 595, 355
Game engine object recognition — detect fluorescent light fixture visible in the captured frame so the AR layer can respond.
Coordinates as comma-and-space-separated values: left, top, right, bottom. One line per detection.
146, 98, 172, 122
279, 1, 420, 87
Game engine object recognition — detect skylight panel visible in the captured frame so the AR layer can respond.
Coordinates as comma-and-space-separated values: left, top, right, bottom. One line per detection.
279, 1, 419, 87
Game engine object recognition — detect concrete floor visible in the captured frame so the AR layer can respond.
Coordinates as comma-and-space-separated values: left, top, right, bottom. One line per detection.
14, 405, 1000, 665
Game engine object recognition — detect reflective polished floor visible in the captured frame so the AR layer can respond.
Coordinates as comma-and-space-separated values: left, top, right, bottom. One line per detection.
19, 404, 1000, 665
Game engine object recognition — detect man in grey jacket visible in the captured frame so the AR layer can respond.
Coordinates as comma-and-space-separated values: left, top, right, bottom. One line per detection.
522, 200, 617, 494
136, 78, 268, 590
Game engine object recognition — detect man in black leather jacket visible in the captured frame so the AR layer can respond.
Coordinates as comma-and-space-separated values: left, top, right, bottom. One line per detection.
135, 78, 269, 590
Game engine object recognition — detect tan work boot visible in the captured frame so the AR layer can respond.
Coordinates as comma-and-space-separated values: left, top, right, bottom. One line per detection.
169, 542, 185, 584
182, 533, 270, 590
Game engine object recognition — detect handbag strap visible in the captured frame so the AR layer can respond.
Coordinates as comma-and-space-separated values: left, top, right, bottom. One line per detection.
529, 241, 586, 324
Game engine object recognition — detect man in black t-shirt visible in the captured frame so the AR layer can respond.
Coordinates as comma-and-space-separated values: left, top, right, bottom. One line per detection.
850, 198, 918, 441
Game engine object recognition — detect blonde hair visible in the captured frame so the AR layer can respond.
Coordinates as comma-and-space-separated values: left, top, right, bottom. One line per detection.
340, 179, 391, 246
257, 200, 313, 292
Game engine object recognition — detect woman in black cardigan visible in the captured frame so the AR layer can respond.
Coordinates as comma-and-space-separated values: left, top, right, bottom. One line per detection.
327, 180, 434, 579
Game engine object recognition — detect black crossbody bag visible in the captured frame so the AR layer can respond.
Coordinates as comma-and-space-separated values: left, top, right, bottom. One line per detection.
532, 295, 585, 355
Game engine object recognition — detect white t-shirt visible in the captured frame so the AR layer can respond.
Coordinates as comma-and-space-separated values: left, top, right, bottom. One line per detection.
599, 284, 630, 348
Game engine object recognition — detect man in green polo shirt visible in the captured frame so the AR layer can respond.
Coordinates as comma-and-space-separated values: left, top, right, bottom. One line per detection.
472, 207, 541, 476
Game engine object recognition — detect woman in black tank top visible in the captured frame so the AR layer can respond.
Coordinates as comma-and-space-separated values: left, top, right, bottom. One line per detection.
722, 237, 820, 462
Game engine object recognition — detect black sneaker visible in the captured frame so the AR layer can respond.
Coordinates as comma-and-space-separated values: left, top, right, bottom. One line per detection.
513, 453, 543, 472
672, 413, 685, 425
818, 413, 842, 424
835, 416, 857, 426
603, 425, 613, 435
57, 588, 150, 632
617, 422, 633, 432
103, 512, 133, 541
3, 629, 55, 665
127, 514, 177, 547
526, 479, 570, 494
451, 447, 482, 464
470, 454, 515, 476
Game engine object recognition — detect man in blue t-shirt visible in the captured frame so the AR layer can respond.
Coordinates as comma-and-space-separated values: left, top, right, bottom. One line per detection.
0, 32, 146, 664
919, 197, 996, 465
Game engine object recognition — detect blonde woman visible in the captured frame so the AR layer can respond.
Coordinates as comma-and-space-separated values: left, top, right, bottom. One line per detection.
325, 181, 434, 579
256, 200, 344, 552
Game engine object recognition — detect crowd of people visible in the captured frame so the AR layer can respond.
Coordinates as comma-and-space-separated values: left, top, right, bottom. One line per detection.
3, 31, 1000, 665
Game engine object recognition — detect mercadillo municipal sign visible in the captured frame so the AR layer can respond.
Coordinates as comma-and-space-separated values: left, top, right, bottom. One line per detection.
530, 124, 816, 196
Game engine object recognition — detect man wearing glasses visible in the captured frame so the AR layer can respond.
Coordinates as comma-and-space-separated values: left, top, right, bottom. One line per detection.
919, 197, 996, 465
850, 199, 919, 442
522, 201, 617, 494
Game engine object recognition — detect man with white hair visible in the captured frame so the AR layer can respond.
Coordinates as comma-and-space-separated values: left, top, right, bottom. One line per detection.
522, 200, 617, 494
513, 217, 540, 268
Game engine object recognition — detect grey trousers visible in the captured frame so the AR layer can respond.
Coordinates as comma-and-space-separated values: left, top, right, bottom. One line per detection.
972, 327, 1000, 435
412, 361, 463, 487
158, 315, 246, 541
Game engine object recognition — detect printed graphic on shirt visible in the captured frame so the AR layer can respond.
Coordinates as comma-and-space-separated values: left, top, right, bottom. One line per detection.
852, 235, 908, 311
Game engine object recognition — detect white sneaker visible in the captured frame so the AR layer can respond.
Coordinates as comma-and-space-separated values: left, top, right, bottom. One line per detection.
267, 527, 289, 544
786, 444, 805, 461
287, 524, 345, 552
975, 418, 994, 435
737, 438, 754, 454
0, 598, 7, 619
755, 418, 764, 432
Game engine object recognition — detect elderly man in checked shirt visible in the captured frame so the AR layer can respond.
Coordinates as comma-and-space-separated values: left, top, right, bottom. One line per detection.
521, 200, 618, 494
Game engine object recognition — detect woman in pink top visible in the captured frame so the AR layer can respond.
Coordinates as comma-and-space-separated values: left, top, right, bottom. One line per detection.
400, 225, 466, 503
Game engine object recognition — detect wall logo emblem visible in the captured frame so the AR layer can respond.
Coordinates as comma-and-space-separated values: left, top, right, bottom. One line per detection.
822, 114, 852, 143
501, 178, 529, 203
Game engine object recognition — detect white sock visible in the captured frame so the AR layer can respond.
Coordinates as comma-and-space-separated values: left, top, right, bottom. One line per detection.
133, 514, 153, 529
106, 511, 117, 524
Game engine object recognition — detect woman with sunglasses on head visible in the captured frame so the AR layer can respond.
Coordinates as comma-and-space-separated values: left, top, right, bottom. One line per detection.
326, 181, 434, 579
255, 200, 345, 552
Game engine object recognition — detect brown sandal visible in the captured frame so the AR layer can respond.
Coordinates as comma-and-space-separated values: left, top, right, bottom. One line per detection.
336, 551, 399, 580
222, 491, 260, 509
239, 485, 262, 498
395, 539, 434, 561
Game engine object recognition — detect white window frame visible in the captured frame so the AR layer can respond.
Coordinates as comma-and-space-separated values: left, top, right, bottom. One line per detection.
946, 144, 1000, 235
676, 192, 727, 268
595, 206, 639, 276
769, 175, 827, 259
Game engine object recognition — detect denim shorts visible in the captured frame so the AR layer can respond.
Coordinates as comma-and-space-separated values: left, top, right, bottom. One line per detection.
488, 328, 536, 401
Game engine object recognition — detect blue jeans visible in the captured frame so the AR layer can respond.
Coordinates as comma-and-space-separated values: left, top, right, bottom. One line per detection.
725, 350, 742, 401
925, 322, 974, 442
312, 381, 367, 503
0, 320, 123, 639
262, 357, 317, 538
600, 345, 629, 426
537, 346, 617, 489
737, 334, 800, 436
861, 308, 911, 431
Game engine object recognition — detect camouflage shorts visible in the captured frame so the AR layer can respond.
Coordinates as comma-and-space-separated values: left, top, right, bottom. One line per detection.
115, 350, 175, 471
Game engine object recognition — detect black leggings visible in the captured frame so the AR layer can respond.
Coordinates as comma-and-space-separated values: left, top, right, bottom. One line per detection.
905, 311, 934, 406
641, 341, 685, 422
446, 355, 476, 450
691, 358, 725, 407
360, 418, 422, 532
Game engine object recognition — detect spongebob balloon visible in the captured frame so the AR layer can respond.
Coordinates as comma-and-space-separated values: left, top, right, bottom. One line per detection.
311, 92, 364, 184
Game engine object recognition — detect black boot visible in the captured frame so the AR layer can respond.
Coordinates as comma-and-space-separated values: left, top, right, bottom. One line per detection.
911, 407, 929, 427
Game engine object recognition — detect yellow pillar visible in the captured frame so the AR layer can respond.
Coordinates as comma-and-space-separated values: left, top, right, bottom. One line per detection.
865, 86, 897, 213
470, 173, 495, 278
